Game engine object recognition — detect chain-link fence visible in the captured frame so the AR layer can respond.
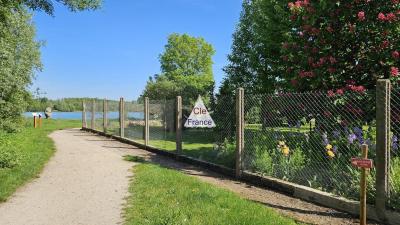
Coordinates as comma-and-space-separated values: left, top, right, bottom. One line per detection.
147, 99, 175, 150
181, 95, 236, 168
83, 82, 400, 212
243, 91, 377, 203
124, 100, 145, 144
105, 99, 120, 136
390, 88, 400, 211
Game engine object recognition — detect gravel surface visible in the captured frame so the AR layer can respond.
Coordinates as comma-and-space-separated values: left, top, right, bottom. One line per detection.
0, 129, 132, 225
0, 129, 381, 225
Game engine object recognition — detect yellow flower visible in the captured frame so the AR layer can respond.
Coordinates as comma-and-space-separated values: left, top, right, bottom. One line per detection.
325, 144, 333, 150
282, 146, 290, 156
327, 150, 335, 158
278, 141, 286, 147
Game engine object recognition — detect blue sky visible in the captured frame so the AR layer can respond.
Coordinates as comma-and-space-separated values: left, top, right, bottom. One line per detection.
32, 0, 242, 100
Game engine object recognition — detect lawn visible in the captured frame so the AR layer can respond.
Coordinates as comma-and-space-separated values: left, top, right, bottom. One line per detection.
0, 119, 81, 202
123, 160, 300, 225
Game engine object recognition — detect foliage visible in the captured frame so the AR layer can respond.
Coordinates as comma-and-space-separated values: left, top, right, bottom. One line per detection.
283, 0, 400, 92
0, 132, 19, 168
142, 33, 215, 105
0, 3, 41, 132
124, 163, 299, 225
19, 0, 101, 15
220, 0, 290, 95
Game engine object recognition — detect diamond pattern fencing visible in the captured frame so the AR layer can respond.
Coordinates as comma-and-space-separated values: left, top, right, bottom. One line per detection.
124, 100, 145, 144
181, 95, 236, 168
92, 99, 104, 131
243, 91, 377, 202
147, 99, 175, 150
390, 88, 400, 211
105, 99, 120, 136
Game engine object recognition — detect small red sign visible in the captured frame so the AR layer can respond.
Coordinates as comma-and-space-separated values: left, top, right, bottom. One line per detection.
351, 158, 373, 169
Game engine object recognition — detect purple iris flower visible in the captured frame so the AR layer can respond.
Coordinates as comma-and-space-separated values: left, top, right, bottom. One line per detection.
348, 133, 357, 144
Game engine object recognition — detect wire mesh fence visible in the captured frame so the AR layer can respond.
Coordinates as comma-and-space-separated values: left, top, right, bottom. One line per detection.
105, 99, 120, 136
83, 82, 400, 212
390, 88, 400, 211
181, 95, 236, 168
124, 100, 145, 144
243, 91, 377, 203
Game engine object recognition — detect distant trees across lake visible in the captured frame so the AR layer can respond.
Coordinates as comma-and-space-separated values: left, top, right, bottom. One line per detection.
27, 98, 116, 112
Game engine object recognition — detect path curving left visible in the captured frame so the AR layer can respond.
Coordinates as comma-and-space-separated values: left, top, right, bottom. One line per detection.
0, 129, 132, 225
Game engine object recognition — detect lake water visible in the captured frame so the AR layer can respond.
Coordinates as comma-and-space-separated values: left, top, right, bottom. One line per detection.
24, 112, 144, 120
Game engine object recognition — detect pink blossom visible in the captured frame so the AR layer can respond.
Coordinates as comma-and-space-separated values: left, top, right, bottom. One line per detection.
336, 89, 344, 95
393, 0, 399, 4
391, 67, 399, 77
326, 26, 334, 33
329, 56, 337, 64
328, 68, 336, 73
378, 13, 386, 21
387, 13, 397, 21
392, 51, 400, 59
358, 11, 365, 21
381, 40, 390, 49
288, 2, 294, 8
328, 90, 335, 97
291, 79, 298, 86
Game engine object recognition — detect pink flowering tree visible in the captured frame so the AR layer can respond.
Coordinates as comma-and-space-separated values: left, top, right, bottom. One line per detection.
282, 0, 400, 93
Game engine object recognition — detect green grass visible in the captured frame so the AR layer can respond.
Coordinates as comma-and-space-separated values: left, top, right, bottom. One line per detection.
0, 119, 81, 202
124, 162, 300, 225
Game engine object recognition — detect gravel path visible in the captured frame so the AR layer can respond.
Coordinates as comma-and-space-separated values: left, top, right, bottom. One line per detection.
79, 131, 379, 225
0, 129, 132, 225
0, 129, 380, 225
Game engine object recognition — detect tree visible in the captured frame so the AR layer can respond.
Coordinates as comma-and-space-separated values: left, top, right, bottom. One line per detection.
142, 33, 215, 104
0, 0, 101, 131
0, 3, 41, 131
282, 0, 400, 92
17, 0, 101, 15
221, 0, 290, 96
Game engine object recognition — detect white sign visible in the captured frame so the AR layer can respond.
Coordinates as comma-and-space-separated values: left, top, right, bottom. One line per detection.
32, 112, 38, 117
184, 96, 216, 128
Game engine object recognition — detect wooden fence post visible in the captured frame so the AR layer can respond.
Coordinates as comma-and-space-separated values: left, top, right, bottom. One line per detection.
236, 88, 244, 178
119, 97, 125, 138
103, 99, 108, 133
176, 96, 182, 153
82, 100, 87, 128
376, 79, 391, 222
144, 97, 149, 146
91, 99, 95, 130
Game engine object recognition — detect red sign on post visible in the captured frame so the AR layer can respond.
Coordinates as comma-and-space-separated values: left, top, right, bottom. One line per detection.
351, 158, 373, 169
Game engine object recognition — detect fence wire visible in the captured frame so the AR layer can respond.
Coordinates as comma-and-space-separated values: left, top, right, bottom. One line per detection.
243, 91, 376, 202
148, 99, 175, 150
390, 88, 400, 210
124, 100, 145, 144
181, 95, 236, 168
105, 99, 120, 136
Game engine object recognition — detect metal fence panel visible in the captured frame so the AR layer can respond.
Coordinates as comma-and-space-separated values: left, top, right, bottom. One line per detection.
243, 91, 377, 203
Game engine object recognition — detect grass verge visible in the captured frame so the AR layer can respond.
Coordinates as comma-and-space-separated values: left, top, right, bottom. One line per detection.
124, 162, 300, 225
0, 119, 81, 202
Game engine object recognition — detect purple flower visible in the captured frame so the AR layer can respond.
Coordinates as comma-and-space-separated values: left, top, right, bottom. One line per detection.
333, 145, 338, 153
392, 135, 398, 151
332, 130, 340, 139
348, 133, 357, 144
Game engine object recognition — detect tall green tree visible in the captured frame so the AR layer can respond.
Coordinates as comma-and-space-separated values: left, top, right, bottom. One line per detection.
142, 33, 215, 104
0, 3, 41, 131
221, 0, 290, 96
0, 0, 101, 131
